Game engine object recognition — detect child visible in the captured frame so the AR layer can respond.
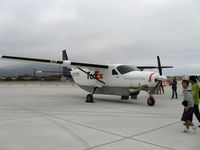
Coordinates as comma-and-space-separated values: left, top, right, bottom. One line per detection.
181, 80, 195, 133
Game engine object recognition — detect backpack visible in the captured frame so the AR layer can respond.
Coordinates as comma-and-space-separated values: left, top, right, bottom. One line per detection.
197, 80, 200, 99
199, 88, 200, 99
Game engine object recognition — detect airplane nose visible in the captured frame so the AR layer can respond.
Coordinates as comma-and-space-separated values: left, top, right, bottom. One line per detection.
148, 72, 167, 83
155, 75, 167, 81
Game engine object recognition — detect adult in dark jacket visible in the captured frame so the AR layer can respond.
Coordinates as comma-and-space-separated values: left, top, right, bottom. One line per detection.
171, 77, 178, 99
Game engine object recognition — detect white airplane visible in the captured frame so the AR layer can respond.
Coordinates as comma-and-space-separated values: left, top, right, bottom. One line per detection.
0, 50, 172, 106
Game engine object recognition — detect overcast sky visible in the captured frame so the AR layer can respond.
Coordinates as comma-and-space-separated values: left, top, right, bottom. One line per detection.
0, 0, 200, 76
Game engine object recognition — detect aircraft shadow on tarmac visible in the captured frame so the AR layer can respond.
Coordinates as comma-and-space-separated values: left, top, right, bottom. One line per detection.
76, 95, 148, 107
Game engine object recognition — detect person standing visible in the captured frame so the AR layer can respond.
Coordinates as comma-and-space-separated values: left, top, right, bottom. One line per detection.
160, 81, 165, 94
171, 77, 178, 99
181, 80, 195, 133
156, 81, 161, 95
189, 76, 200, 127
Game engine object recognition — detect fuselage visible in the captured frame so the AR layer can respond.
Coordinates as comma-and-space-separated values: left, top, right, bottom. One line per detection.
70, 64, 166, 96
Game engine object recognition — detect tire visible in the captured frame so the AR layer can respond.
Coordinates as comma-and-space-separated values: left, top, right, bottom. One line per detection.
121, 95, 129, 100
147, 96, 155, 106
86, 94, 94, 103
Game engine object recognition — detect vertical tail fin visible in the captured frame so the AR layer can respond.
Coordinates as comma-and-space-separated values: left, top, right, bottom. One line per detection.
62, 50, 73, 81
63, 50, 69, 60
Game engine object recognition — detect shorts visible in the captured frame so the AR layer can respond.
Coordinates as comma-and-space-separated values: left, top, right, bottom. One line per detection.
181, 107, 193, 121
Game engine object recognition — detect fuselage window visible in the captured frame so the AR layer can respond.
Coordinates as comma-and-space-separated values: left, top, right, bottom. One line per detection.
112, 69, 118, 75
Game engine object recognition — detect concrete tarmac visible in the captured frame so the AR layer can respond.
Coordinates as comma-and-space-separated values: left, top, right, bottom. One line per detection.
0, 82, 199, 150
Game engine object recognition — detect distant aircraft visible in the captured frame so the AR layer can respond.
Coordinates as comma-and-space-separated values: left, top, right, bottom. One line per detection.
0, 50, 172, 106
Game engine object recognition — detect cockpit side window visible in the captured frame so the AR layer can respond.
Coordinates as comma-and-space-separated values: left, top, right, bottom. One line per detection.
112, 69, 118, 75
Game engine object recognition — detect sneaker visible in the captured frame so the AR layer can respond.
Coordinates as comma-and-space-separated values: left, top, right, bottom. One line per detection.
192, 126, 196, 130
191, 126, 196, 133
183, 128, 189, 133
183, 128, 190, 133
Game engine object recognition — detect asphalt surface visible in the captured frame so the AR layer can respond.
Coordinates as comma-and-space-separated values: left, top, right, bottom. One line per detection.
0, 82, 199, 150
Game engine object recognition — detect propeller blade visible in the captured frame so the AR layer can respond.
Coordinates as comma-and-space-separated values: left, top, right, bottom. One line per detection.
157, 56, 162, 76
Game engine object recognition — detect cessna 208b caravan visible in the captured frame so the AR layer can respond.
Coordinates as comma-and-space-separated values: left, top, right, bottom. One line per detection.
0, 50, 172, 106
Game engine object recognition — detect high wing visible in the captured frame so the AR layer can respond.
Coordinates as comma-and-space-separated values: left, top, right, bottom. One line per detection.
137, 66, 173, 70
0, 55, 109, 69
137, 56, 173, 72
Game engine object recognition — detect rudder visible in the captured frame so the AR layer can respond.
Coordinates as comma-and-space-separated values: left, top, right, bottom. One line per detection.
62, 50, 73, 81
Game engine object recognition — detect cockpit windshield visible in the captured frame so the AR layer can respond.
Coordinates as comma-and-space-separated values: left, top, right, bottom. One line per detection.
117, 65, 140, 74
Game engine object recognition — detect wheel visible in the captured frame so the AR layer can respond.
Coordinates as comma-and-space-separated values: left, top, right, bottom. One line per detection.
121, 95, 129, 100
86, 94, 94, 103
147, 96, 155, 106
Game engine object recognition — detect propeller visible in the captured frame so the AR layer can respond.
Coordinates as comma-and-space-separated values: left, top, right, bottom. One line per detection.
150, 56, 163, 94
157, 56, 162, 76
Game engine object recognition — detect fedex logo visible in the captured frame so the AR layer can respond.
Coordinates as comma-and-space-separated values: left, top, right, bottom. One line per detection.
87, 71, 103, 80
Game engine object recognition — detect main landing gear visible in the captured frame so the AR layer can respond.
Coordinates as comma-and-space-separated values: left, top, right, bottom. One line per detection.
86, 87, 98, 103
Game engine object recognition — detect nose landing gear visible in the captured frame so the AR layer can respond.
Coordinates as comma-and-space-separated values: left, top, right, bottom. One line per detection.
147, 95, 155, 106
146, 90, 155, 106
